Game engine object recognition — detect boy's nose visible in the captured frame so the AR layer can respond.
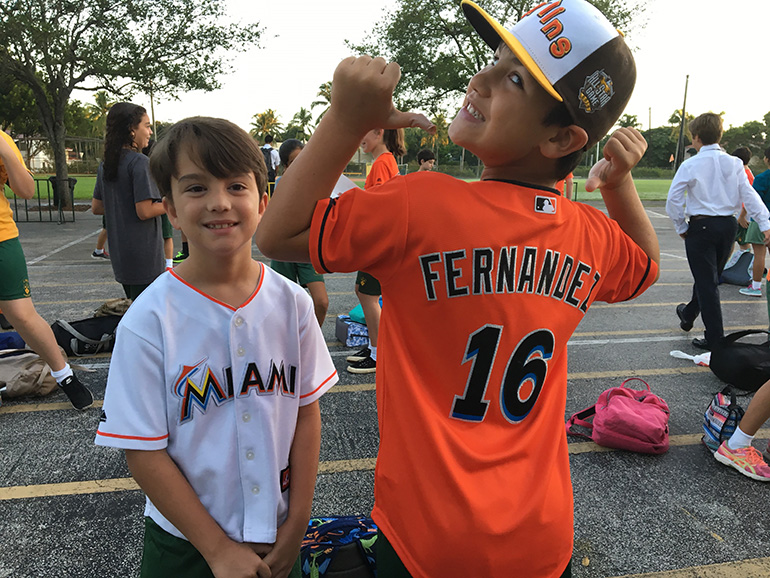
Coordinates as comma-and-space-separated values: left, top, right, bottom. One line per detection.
208, 187, 232, 210
468, 68, 492, 97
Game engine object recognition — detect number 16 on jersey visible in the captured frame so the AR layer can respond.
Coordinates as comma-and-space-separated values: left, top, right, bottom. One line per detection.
451, 325, 555, 423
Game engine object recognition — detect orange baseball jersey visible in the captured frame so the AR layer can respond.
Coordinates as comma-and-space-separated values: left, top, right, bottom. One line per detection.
365, 152, 399, 189
309, 172, 657, 578
746, 166, 755, 186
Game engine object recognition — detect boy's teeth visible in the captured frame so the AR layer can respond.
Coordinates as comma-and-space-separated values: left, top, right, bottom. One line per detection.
208, 223, 234, 229
467, 103, 484, 121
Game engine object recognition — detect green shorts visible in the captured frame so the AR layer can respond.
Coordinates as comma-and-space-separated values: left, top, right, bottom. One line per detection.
161, 214, 173, 239
0, 237, 31, 300
271, 261, 324, 286
140, 517, 301, 578
356, 271, 381, 296
745, 221, 766, 245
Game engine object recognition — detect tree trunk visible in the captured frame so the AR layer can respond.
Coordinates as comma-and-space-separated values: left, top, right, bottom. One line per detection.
52, 121, 71, 209
460, 147, 465, 172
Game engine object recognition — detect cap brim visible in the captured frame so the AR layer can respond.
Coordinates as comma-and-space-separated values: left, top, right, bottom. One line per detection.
461, 0, 562, 102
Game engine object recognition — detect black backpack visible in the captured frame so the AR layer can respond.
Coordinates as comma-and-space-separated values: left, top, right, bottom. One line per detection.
261, 147, 276, 182
710, 330, 770, 392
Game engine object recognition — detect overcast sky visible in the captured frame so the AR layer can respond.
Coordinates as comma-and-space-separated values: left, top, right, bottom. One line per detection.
120, 0, 770, 135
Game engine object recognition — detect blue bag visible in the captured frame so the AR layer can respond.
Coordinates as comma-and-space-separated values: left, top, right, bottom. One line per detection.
0, 332, 25, 350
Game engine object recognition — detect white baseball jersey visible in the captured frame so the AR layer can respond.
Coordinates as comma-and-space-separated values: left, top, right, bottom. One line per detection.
95, 265, 338, 543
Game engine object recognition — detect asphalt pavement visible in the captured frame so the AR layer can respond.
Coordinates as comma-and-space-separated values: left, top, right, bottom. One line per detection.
2, 202, 770, 578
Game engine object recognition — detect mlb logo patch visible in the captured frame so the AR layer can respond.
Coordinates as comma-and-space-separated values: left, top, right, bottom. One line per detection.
535, 196, 557, 214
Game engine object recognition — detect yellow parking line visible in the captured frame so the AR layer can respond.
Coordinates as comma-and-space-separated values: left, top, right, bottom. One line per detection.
592, 300, 758, 309
611, 557, 770, 577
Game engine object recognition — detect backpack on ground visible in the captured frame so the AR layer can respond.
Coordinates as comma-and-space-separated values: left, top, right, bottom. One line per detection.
94, 298, 132, 317
566, 377, 670, 454
719, 251, 753, 285
0, 348, 61, 401
709, 330, 770, 392
51, 315, 122, 356
301, 516, 377, 578
702, 386, 745, 452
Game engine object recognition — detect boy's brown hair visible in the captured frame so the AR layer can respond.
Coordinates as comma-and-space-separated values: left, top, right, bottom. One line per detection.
149, 116, 268, 201
689, 113, 723, 146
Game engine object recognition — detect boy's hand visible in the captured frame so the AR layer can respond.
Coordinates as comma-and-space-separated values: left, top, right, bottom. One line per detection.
207, 540, 272, 578
330, 56, 435, 135
584, 127, 647, 193
261, 518, 306, 578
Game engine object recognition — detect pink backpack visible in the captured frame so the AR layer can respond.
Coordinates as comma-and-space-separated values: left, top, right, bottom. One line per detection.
565, 378, 670, 454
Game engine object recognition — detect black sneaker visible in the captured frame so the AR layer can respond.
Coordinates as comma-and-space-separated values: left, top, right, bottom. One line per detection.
347, 356, 376, 374
172, 251, 188, 264
91, 250, 110, 260
346, 347, 371, 363
59, 374, 94, 410
676, 303, 692, 332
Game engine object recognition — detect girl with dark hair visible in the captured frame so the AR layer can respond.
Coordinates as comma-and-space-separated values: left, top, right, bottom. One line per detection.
91, 103, 166, 299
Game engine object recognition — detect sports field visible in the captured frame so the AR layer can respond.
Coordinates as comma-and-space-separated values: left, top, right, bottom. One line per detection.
8, 175, 674, 202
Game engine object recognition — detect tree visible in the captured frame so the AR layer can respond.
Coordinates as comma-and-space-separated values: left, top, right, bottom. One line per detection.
311, 82, 332, 125
421, 112, 450, 154
85, 91, 114, 139
250, 110, 283, 141
618, 114, 641, 129
348, 0, 646, 111
0, 0, 261, 207
721, 121, 767, 158
283, 108, 314, 142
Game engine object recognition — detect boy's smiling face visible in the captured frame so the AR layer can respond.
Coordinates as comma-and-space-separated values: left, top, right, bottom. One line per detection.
449, 43, 562, 179
165, 149, 267, 260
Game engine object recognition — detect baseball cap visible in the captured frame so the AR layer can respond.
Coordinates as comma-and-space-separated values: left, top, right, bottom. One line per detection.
461, 0, 636, 148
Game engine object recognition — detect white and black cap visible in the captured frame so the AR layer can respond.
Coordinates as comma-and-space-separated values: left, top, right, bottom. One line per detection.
461, 0, 636, 148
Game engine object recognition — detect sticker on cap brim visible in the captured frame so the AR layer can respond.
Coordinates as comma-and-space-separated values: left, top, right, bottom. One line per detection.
578, 70, 614, 114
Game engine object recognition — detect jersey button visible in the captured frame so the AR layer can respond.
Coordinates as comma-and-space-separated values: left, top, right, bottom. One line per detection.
251, 485, 260, 495
242, 413, 251, 423
236, 346, 245, 357
234, 317, 244, 327
245, 450, 255, 461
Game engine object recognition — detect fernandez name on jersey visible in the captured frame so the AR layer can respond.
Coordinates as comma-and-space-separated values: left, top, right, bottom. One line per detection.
419, 245, 605, 313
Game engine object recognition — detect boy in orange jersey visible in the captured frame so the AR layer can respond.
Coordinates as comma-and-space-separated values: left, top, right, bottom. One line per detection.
256, 0, 659, 576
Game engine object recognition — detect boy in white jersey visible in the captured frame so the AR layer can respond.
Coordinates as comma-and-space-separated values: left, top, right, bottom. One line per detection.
95, 117, 338, 578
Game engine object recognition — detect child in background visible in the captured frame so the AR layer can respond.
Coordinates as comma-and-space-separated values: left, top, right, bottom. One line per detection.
271, 139, 330, 326
0, 130, 93, 410
91, 103, 166, 299
738, 147, 770, 296
95, 117, 337, 578
256, 0, 659, 574
346, 127, 405, 374
727, 147, 754, 270
416, 149, 435, 171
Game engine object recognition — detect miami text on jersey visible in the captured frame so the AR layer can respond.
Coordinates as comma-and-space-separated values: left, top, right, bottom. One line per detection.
419, 246, 600, 313
174, 357, 298, 423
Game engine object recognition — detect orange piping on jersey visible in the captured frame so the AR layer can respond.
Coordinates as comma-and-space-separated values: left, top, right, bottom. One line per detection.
168, 263, 264, 310
96, 430, 169, 442
300, 370, 338, 399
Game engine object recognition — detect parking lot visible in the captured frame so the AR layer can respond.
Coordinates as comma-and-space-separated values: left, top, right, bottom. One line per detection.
2, 202, 770, 578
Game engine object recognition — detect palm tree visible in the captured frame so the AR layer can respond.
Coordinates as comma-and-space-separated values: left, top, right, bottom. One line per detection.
421, 112, 450, 153
85, 91, 114, 138
250, 109, 283, 141
311, 82, 332, 125
287, 107, 314, 142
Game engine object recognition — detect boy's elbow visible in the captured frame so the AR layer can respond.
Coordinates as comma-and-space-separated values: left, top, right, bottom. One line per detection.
13, 178, 35, 199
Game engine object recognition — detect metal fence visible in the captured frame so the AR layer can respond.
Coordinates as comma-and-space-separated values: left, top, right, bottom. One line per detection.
10, 178, 76, 224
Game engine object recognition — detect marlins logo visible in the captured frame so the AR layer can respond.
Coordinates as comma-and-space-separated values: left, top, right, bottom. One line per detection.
578, 70, 614, 114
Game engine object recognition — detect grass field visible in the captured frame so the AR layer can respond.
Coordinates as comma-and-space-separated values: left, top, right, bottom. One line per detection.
6, 175, 673, 202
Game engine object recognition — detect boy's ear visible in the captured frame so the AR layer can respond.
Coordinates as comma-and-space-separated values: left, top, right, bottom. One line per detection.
540, 125, 589, 160
162, 196, 180, 230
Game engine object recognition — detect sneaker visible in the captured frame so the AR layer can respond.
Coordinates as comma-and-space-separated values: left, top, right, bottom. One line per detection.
173, 251, 188, 264
59, 374, 94, 410
739, 285, 762, 297
347, 356, 376, 374
765, 441, 770, 464
91, 250, 110, 260
715, 442, 770, 481
346, 346, 371, 363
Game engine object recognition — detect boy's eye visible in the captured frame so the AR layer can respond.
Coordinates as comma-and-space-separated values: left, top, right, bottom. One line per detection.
185, 185, 205, 194
509, 72, 523, 87
230, 183, 248, 192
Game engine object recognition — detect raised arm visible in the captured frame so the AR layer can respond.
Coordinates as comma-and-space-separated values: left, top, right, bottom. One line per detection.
0, 133, 34, 199
585, 127, 660, 280
255, 56, 434, 262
